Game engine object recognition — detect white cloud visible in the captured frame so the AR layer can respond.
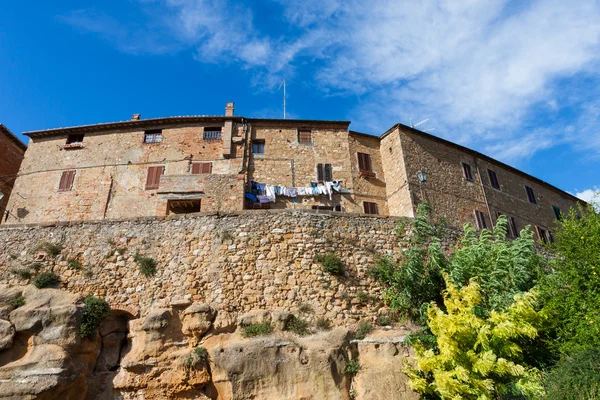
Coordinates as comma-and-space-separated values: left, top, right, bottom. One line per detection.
575, 188, 600, 203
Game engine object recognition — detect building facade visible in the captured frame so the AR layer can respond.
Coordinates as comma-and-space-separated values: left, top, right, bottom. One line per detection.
4, 103, 584, 240
0, 124, 27, 222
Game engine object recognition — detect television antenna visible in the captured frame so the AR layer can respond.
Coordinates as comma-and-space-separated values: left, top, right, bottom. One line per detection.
411, 118, 429, 128
278, 79, 286, 119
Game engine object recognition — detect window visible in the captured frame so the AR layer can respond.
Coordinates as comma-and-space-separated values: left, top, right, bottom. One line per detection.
203, 127, 222, 141
462, 163, 474, 181
58, 170, 76, 191
168, 199, 201, 214
145, 166, 164, 190
357, 152, 373, 174
497, 212, 519, 238
488, 169, 500, 189
363, 202, 379, 215
525, 185, 537, 204
191, 162, 212, 174
536, 226, 553, 243
298, 129, 312, 144
252, 140, 265, 154
475, 210, 487, 229
552, 205, 562, 221
66, 134, 84, 144
144, 129, 162, 144
317, 163, 333, 182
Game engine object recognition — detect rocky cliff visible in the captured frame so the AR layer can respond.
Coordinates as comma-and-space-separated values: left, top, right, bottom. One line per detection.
0, 284, 419, 399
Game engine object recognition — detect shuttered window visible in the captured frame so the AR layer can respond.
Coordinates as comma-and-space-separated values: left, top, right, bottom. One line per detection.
488, 169, 500, 189
58, 170, 76, 191
317, 163, 333, 182
497, 212, 519, 238
191, 162, 212, 174
363, 202, 379, 215
357, 153, 372, 172
536, 226, 553, 243
462, 163, 474, 181
145, 166, 164, 190
298, 129, 312, 144
475, 210, 487, 229
203, 128, 222, 141
525, 185, 537, 204
552, 205, 562, 220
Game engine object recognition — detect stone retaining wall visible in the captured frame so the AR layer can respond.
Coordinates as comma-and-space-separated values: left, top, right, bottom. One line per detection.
0, 210, 458, 326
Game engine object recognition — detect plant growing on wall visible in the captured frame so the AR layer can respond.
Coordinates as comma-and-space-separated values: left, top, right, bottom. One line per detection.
80, 294, 110, 340
314, 253, 344, 276
134, 253, 157, 277
284, 315, 311, 336
241, 322, 273, 338
32, 272, 60, 288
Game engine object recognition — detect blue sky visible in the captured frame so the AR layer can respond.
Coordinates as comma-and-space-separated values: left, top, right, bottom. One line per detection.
1, 0, 599, 202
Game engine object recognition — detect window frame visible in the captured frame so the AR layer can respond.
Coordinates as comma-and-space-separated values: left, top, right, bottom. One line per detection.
462, 162, 474, 182
497, 212, 519, 238
357, 152, 373, 175
191, 162, 212, 175
66, 134, 84, 145
297, 129, 312, 145
58, 170, 76, 192
488, 169, 500, 189
552, 205, 562, 221
252, 140, 265, 154
475, 210, 487, 229
144, 129, 163, 144
145, 165, 165, 190
317, 163, 333, 183
363, 201, 379, 215
203, 127, 222, 141
525, 185, 537, 204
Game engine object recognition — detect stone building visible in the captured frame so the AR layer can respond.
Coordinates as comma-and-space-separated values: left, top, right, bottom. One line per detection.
0, 124, 27, 222
4, 103, 584, 240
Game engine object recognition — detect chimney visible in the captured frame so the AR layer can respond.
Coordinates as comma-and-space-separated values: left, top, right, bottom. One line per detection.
225, 102, 234, 117
131, 114, 141, 121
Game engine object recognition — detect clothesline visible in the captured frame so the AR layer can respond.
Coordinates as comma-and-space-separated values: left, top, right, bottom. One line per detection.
246, 180, 344, 204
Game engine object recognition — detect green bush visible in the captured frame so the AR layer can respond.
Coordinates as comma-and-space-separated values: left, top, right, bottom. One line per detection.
356, 290, 370, 304
284, 315, 311, 336
10, 295, 25, 308
355, 321, 373, 340
80, 295, 110, 340
116, 247, 126, 255
68, 258, 82, 270
134, 254, 157, 277
314, 253, 344, 276
376, 315, 392, 326
345, 359, 361, 375
242, 322, 273, 338
32, 272, 60, 288
12, 268, 32, 280
42, 242, 63, 256
194, 347, 208, 362
544, 348, 600, 399
316, 318, 332, 331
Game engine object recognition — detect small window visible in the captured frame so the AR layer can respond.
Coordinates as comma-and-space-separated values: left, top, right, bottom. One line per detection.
317, 163, 333, 182
145, 166, 164, 190
66, 134, 84, 144
191, 162, 212, 174
488, 169, 500, 189
475, 210, 487, 229
144, 129, 162, 144
252, 140, 265, 154
168, 199, 201, 214
58, 170, 76, 191
462, 163, 474, 181
536, 226, 553, 243
203, 127, 222, 141
497, 212, 519, 238
363, 202, 379, 215
552, 205, 562, 221
298, 129, 312, 144
525, 185, 537, 204
357, 153, 373, 172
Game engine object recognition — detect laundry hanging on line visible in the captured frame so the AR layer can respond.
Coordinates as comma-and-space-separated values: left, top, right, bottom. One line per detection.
247, 180, 344, 203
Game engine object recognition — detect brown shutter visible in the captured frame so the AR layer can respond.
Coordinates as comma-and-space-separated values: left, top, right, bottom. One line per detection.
366, 154, 372, 172
324, 164, 333, 182
191, 163, 202, 175
358, 153, 365, 170
145, 166, 163, 190
67, 170, 75, 190
59, 170, 75, 191
203, 163, 212, 174
317, 164, 324, 182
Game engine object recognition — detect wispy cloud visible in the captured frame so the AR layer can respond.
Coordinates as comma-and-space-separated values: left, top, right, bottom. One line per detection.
61, 0, 600, 165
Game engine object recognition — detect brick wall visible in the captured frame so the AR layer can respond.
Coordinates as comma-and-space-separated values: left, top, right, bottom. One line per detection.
0, 129, 26, 221
0, 210, 460, 325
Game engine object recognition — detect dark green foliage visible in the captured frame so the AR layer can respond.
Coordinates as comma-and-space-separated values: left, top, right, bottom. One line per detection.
315, 253, 344, 276
538, 206, 600, 354
32, 272, 59, 288
356, 290, 370, 304
345, 359, 361, 375
12, 268, 32, 280
370, 202, 446, 323
80, 295, 110, 340
355, 321, 373, 340
284, 315, 311, 336
10, 295, 25, 308
544, 348, 600, 399
68, 258, 82, 270
376, 315, 392, 326
316, 318, 331, 331
134, 253, 157, 277
42, 242, 63, 257
116, 247, 126, 255
242, 322, 273, 338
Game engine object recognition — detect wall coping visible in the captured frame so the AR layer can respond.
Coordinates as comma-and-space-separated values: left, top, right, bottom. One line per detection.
0, 209, 408, 231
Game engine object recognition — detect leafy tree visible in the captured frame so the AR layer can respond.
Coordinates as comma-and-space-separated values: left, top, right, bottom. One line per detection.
538, 205, 600, 354
406, 278, 545, 400
543, 348, 600, 399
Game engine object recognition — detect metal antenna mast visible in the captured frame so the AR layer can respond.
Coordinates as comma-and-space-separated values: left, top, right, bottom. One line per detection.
278, 79, 286, 119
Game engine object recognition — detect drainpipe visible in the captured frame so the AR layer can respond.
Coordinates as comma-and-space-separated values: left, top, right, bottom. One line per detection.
475, 159, 493, 225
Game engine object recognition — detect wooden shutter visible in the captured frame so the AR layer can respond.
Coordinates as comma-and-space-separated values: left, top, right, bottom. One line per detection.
145, 166, 164, 190
191, 163, 212, 175
488, 169, 500, 189
59, 170, 75, 191
364, 202, 378, 215
317, 164, 324, 182
298, 129, 312, 143
324, 164, 333, 182
358, 153, 371, 171
191, 163, 202, 175
463, 163, 473, 181
475, 210, 487, 229
202, 163, 212, 174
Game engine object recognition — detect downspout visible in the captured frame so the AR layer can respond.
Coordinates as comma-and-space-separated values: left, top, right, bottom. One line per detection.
475, 159, 493, 224
103, 174, 114, 219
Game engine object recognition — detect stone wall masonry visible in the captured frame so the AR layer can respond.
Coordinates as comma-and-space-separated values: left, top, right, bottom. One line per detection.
0, 210, 459, 326
0, 130, 26, 220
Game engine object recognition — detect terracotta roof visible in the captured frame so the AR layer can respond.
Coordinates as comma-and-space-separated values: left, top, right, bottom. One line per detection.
0, 124, 27, 151
247, 118, 350, 127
